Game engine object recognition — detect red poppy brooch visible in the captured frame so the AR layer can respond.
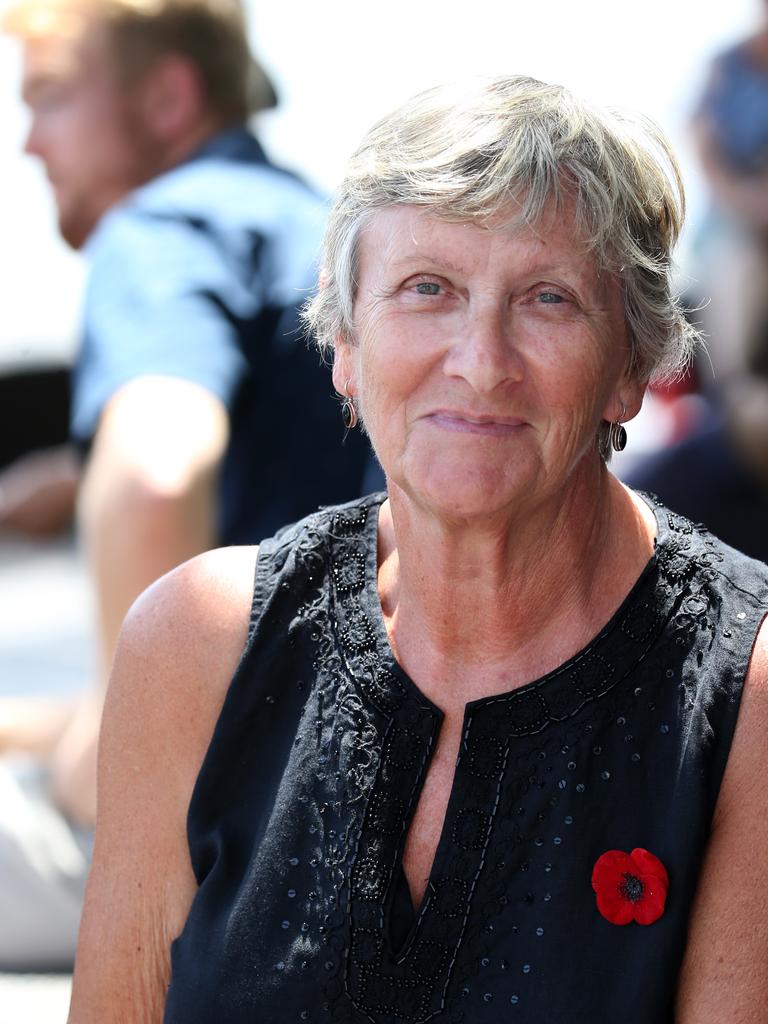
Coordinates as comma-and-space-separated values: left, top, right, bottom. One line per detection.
591, 848, 669, 925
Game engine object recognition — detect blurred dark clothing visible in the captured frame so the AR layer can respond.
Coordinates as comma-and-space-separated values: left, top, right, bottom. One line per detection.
626, 413, 768, 564
72, 128, 371, 544
660, 36, 768, 567
0, 366, 70, 470
698, 42, 768, 174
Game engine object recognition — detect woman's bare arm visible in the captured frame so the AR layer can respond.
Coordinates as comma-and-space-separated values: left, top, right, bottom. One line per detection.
68, 545, 257, 1023
676, 616, 768, 1023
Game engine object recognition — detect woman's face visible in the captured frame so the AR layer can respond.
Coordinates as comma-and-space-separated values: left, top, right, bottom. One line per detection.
333, 202, 643, 521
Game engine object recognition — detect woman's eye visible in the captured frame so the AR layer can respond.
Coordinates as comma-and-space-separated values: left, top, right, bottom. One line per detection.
415, 281, 441, 295
538, 291, 564, 304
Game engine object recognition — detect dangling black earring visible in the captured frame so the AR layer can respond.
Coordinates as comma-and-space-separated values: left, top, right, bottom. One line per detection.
342, 398, 358, 429
610, 421, 627, 452
341, 378, 358, 429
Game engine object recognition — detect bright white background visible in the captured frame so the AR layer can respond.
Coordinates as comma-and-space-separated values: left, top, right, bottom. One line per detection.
0, 0, 759, 366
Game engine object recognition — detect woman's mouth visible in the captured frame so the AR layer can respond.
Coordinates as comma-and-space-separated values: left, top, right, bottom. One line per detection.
425, 410, 528, 436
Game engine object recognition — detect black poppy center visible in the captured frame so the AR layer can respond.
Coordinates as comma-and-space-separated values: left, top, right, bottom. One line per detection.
619, 872, 645, 903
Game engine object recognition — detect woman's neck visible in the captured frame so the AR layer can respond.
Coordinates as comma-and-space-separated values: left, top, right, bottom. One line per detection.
377, 469, 656, 709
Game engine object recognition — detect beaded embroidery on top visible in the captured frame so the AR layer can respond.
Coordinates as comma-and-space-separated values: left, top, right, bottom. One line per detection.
317, 493, 721, 1024
164, 490, 768, 1024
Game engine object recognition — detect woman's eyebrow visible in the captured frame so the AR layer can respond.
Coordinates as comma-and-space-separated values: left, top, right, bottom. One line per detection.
384, 254, 470, 276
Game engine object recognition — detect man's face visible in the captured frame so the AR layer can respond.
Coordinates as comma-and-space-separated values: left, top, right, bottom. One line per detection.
21, 28, 156, 248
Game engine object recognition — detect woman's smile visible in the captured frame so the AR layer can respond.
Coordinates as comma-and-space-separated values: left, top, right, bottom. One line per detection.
423, 409, 529, 436
335, 203, 636, 519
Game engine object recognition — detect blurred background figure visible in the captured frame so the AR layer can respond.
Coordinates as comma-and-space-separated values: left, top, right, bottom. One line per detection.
626, 0, 768, 560
0, 0, 369, 971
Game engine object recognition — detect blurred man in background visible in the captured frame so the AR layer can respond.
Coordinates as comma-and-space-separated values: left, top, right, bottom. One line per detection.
0, 0, 369, 969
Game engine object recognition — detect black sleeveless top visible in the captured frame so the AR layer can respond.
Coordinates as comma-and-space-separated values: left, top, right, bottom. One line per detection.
164, 492, 768, 1024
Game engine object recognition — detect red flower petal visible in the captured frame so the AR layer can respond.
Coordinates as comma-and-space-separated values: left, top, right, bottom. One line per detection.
591, 850, 633, 889
592, 848, 669, 926
630, 848, 669, 890
595, 891, 635, 925
632, 884, 667, 925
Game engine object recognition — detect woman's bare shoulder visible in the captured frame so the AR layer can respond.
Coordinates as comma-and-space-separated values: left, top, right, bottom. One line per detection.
713, 611, 768, 822
125, 543, 259, 642
70, 546, 260, 1020
101, 542, 261, 827
117, 544, 258, 703
101, 542, 261, 819
97, 543, 261, 878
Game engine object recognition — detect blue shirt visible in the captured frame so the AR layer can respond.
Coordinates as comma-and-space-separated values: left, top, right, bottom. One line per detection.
698, 43, 768, 174
72, 129, 372, 543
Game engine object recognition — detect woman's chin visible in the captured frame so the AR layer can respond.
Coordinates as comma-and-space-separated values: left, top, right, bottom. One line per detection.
391, 456, 539, 522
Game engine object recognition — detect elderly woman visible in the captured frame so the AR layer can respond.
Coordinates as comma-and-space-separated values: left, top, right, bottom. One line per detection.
70, 76, 768, 1023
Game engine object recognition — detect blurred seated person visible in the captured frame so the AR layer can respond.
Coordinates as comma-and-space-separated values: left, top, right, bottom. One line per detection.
625, 398, 768, 562
0, 0, 370, 970
692, 0, 768, 380
627, 5, 768, 561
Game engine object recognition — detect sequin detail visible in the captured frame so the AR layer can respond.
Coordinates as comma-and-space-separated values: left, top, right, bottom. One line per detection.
324, 495, 682, 1023
166, 492, 768, 1024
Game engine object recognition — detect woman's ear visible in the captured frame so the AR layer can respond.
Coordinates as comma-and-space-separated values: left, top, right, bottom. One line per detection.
603, 377, 646, 425
331, 334, 356, 397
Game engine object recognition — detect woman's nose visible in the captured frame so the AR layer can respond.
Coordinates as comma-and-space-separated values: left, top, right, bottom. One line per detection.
442, 302, 523, 393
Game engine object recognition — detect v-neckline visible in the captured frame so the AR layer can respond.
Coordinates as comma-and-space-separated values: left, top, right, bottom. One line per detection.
361, 491, 665, 715
327, 492, 681, 1023
365, 492, 666, 929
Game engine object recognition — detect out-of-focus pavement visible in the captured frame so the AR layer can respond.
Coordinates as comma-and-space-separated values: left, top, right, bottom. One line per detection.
0, 532, 92, 1022
0, 533, 93, 698
0, 973, 72, 1023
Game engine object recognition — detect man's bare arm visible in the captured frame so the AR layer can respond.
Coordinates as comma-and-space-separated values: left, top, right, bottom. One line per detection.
51, 374, 230, 826
79, 375, 230, 677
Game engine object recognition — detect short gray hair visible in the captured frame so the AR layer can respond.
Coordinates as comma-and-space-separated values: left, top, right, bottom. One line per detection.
303, 75, 699, 456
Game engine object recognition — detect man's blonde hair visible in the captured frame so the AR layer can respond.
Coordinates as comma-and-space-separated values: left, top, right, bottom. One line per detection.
304, 76, 699, 456
3, 0, 275, 122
